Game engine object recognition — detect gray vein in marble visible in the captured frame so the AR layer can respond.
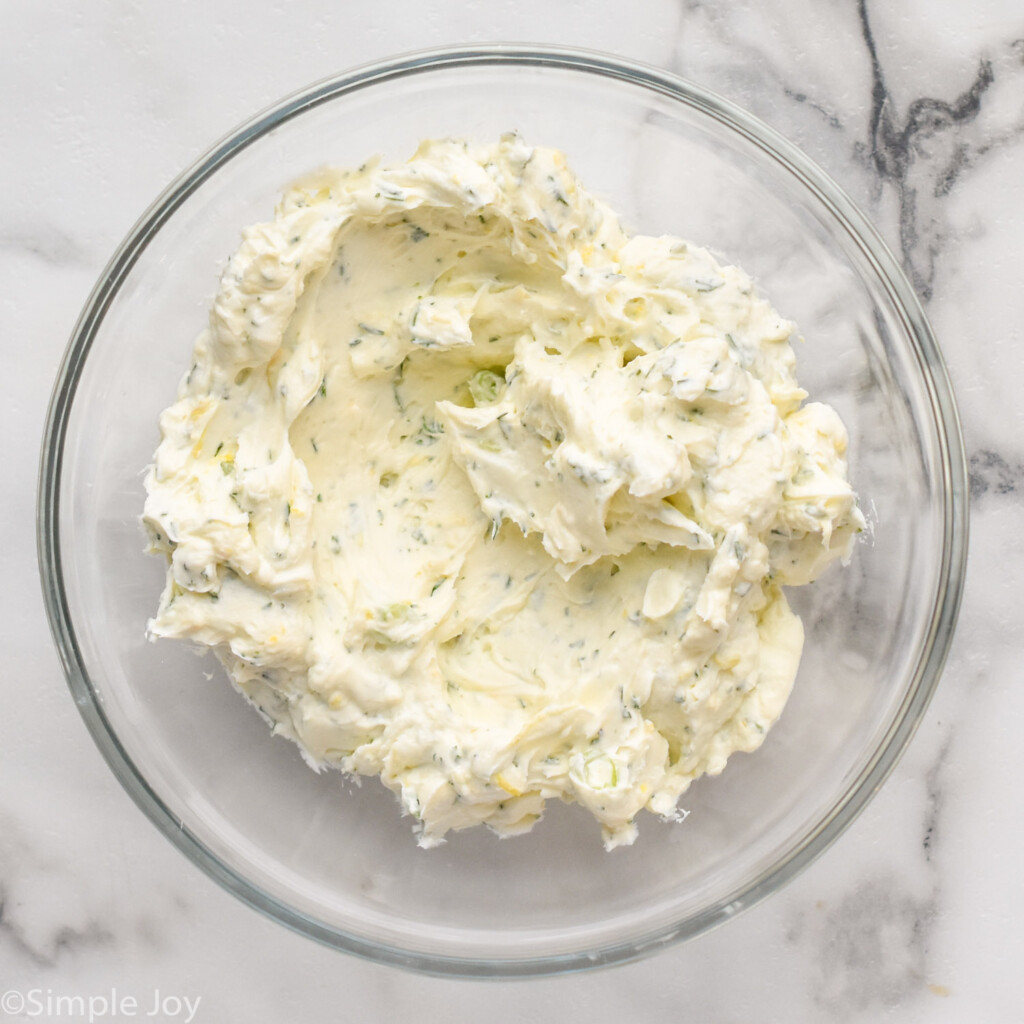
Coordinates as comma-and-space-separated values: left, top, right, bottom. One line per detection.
0, 810, 116, 968
781, 719, 956, 1019
969, 448, 1023, 500
859, 0, 1024, 301
921, 730, 952, 864
0, 896, 116, 971
670, 0, 1024, 309
813, 874, 937, 1019
783, 87, 845, 131
671, 0, 858, 142
0, 801, 195, 970
0, 221, 92, 268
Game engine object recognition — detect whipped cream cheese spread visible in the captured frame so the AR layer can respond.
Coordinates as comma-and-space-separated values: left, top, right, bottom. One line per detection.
144, 135, 863, 849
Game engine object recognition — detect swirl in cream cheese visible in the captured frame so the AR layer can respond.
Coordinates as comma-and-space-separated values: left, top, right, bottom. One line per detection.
144, 135, 863, 849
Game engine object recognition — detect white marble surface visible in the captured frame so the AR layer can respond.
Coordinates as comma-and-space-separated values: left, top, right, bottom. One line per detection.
3, 0, 1023, 1020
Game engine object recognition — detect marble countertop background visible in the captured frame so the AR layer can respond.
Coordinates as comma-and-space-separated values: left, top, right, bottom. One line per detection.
3, 1, 1022, 1020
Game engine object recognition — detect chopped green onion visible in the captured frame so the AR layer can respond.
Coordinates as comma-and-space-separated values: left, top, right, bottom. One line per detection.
469, 368, 505, 405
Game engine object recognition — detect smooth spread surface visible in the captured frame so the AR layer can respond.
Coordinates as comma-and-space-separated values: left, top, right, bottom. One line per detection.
144, 136, 862, 848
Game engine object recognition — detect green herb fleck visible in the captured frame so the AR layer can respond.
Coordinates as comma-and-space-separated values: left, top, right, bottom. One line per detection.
413, 416, 445, 445
392, 358, 408, 412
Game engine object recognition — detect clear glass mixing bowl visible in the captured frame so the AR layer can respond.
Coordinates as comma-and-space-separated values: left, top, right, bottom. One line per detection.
38, 46, 968, 976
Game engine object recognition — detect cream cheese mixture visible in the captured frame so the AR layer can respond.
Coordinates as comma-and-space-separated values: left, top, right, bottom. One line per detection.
144, 135, 863, 849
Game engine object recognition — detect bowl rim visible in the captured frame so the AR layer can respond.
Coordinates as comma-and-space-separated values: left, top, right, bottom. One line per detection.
36, 43, 969, 977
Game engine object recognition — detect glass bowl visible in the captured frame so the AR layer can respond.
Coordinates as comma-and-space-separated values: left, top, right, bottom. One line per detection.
38, 46, 968, 976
